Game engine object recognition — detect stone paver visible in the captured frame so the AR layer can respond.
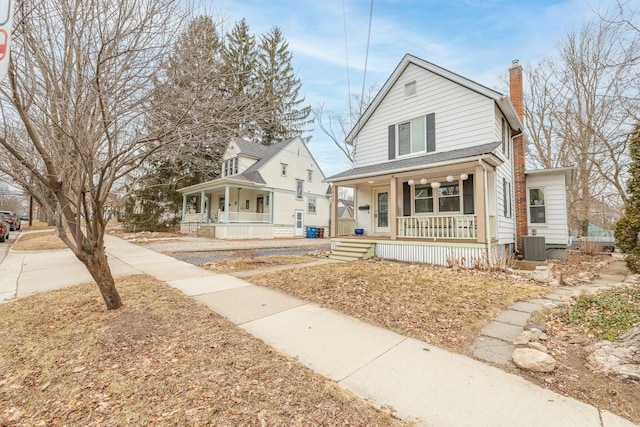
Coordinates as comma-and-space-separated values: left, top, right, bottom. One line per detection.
494, 309, 531, 327
508, 301, 544, 313
469, 336, 514, 364
479, 321, 523, 342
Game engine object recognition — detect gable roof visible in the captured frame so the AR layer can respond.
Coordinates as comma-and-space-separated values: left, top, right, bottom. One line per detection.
325, 141, 502, 182
346, 53, 523, 144
233, 138, 297, 184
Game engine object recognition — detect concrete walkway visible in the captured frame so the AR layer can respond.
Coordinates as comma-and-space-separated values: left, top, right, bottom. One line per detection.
0, 236, 636, 427
470, 260, 636, 366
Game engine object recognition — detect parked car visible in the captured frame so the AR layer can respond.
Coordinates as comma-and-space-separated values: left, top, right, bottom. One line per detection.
0, 214, 9, 242
0, 210, 20, 231
19, 214, 28, 221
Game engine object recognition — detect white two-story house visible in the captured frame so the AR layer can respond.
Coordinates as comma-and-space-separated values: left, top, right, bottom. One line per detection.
326, 54, 572, 265
178, 136, 331, 239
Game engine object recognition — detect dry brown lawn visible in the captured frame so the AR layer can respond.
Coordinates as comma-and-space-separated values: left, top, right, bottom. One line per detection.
12, 231, 68, 251
0, 276, 407, 426
248, 259, 551, 352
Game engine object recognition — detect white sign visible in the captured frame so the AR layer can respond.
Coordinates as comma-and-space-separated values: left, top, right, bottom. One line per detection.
0, 0, 13, 81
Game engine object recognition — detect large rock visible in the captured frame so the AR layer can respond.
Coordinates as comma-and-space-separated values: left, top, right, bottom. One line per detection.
512, 348, 556, 373
532, 267, 554, 284
588, 323, 640, 382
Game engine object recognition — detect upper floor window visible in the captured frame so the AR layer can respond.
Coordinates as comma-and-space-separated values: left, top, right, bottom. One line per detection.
502, 118, 510, 158
389, 113, 435, 160
404, 81, 417, 97
307, 170, 313, 182
296, 179, 303, 199
529, 188, 546, 224
281, 163, 288, 176
223, 157, 238, 177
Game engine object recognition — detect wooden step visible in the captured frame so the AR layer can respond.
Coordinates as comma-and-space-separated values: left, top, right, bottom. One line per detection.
329, 241, 375, 261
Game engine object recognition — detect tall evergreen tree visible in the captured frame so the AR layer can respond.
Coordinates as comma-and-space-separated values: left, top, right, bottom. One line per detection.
256, 27, 311, 144
615, 123, 640, 272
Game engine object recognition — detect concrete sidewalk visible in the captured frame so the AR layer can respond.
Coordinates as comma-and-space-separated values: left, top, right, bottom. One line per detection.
0, 235, 636, 427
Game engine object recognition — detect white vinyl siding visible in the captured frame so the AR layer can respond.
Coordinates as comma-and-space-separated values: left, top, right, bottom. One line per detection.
353, 63, 495, 168
526, 172, 570, 246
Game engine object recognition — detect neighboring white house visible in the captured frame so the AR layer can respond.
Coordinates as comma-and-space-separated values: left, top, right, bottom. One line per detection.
325, 54, 572, 265
178, 136, 331, 239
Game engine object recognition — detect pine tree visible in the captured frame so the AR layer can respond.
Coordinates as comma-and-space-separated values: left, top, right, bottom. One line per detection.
615, 123, 640, 272
256, 26, 311, 144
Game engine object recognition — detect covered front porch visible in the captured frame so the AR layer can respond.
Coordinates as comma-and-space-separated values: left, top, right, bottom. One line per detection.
330, 160, 498, 243
178, 178, 275, 237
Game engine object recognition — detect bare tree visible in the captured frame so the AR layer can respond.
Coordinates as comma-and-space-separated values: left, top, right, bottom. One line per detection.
523, 11, 640, 232
0, 0, 192, 309
313, 83, 379, 163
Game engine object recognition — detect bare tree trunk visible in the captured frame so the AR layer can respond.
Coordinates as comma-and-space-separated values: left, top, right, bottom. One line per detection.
77, 247, 122, 310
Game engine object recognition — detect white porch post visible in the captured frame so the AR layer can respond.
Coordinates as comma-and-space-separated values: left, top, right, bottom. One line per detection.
330, 185, 338, 238
474, 164, 487, 243
269, 189, 274, 224
199, 191, 206, 221
224, 185, 230, 223
390, 177, 398, 240
181, 194, 187, 222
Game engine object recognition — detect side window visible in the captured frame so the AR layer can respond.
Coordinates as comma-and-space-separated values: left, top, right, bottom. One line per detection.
281, 163, 287, 177
529, 188, 546, 224
296, 179, 303, 199
503, 178, 512, 218
307, 198, 316, 214
307, 170, 313, 182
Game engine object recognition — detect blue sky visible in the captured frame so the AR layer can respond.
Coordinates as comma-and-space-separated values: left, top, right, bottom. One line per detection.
205, 0, 618, 177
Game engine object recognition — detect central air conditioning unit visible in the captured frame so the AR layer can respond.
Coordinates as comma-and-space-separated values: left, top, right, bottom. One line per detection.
522, 236, 546, 261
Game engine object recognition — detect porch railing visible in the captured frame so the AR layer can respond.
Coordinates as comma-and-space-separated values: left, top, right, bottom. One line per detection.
337, 218, 356, 236
397, 214, 478, 239
217, 210, 270, 223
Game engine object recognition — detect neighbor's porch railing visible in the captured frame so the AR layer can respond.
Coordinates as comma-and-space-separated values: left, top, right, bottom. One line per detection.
337, 218, 356, 236
217, 210, 270, 223
397, 214, 478, 239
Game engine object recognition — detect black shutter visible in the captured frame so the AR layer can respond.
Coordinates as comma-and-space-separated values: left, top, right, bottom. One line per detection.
503, 178, 508, 216
388, 125, 396, 160
403, 182, 411, 216
463, 174, 474, 214
426, 113, 435, 152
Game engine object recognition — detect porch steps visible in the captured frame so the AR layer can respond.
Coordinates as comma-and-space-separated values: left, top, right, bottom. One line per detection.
329, 241, 375, 261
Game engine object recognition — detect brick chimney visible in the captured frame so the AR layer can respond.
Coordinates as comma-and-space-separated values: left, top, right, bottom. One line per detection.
510, 59, 527, 252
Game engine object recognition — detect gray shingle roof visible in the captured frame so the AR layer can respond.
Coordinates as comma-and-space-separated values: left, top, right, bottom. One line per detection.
325, 141, 502, 181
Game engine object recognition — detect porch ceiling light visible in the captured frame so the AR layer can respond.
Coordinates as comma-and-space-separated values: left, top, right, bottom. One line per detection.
446, 175, 454, 182
431, 181, 441, 189
367, 180, 374, 184
461, 173, 469, 180
420, 178, 428, 185
408, 179, 415, 186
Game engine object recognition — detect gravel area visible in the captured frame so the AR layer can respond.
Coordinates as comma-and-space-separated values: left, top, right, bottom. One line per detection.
129, 236, 330, 254
172, 246, 327, 265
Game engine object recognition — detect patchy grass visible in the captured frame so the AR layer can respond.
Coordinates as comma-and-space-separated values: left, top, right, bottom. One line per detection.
19, 221, 55, 232
248, 259, 551, 352
203, 255, 318, 273
0, 276, 408, 426
555, 285, 640, 341
12, 231, 68, 251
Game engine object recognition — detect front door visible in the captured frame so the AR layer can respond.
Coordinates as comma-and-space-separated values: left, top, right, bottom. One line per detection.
294, 209, 304, 237
374, 188, 390, 234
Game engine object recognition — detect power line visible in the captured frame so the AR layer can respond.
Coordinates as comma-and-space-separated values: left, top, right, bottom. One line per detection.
342, 0, 353, 121
360, 0, 374, 114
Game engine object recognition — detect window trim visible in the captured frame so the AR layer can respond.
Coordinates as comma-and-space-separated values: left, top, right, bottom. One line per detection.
295, 179, 303, 200
528, 186, 547, 224
281, 163, 288, 177
307, 169, 313, 182
404, 81, 417, 97
396, 115, 426, 158
307, 197, 317, 214
412, 179, 463, 215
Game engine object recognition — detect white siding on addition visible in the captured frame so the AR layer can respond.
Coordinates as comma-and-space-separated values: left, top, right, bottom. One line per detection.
526, 171, 570, 246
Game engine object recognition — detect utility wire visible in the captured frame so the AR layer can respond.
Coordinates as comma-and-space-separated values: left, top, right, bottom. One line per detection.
360, 0, 374, 115
342, 0, 353, 122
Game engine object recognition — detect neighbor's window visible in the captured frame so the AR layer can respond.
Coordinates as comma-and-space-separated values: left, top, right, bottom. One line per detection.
281, 163, 288, 176
398, 116, 425, 156
307, 170, 313, 182
404, 81, 417, 97
438, 181, 460, 212
414, 185, 434, 213
529, 188, 546, 223
308, 197, 316, 214
223, 157, 238, 177
296, 179, 303, 199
